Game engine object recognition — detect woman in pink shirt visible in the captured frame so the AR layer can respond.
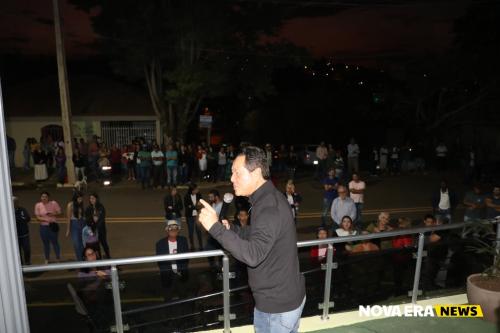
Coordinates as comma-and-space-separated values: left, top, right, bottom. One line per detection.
34, 192, 62, 264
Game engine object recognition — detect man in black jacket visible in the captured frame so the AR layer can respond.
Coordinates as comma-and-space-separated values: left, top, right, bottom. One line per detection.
155, 220, 189, 300
14, 197, 31, 265
163, 186, 183, 222
199, 146, 306, 333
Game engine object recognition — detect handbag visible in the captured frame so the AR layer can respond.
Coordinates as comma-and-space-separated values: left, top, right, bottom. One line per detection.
49, 222, 60, 233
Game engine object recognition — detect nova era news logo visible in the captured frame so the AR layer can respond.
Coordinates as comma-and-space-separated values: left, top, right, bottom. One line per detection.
359, 305, 483, 318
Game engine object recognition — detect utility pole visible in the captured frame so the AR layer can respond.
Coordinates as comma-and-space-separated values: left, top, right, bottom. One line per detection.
53, 0, 76, 184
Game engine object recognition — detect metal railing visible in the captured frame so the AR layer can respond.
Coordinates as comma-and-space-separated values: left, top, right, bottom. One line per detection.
22, 219, 500, 333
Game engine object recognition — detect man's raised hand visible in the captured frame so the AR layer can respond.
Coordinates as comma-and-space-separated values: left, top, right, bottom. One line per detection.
198, 199, 218, 231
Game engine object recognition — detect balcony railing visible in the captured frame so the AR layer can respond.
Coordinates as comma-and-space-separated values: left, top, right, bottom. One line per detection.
22, 219, 500, 333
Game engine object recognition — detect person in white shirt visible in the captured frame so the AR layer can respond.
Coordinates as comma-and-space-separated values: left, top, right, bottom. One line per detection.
151, 145, 165, 189
155, 220, 189, 300
435, 142, 448, 173
379, 145, 389, 173
349, 172, 366, 225
347, 138, 360, 173
432, 180, 457, 224
316, 142, 329, 178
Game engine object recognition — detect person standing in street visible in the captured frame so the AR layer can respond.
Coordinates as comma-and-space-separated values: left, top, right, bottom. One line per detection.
34, 192, 62, 264
348, 172, 366, 226
198, 146, 306, 333
66, 191, 86, 261
14, 196, 31, 265
347, 138, 360, 174
85, 193, 111, 259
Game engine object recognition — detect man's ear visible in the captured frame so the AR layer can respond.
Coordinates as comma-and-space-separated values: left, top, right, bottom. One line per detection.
251, 167, 262, 178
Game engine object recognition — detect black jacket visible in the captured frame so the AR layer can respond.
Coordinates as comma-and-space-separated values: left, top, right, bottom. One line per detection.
155, 235, 189, 272
184, 192, 201, 218
15, 207, 31, 237
85, 203, 106, 231
164, 194, 184, 219
209, 181, 305, 313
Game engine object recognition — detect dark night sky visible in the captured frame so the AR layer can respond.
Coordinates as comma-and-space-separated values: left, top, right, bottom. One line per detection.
0, 0, 470, 65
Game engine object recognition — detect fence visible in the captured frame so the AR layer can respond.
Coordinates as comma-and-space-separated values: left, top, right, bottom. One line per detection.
23, 220, 500, 333
101, 121, 156, 148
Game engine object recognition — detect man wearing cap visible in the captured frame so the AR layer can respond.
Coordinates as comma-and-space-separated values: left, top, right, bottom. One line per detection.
199, 146, 306, 333
155, 220, 189, 300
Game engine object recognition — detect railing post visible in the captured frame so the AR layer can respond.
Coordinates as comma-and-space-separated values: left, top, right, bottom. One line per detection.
111, 265, 125, 333
321, 244, 334, 320
411, 233, 425, 304
222, 255, 231, 333
495, 222, 500, 268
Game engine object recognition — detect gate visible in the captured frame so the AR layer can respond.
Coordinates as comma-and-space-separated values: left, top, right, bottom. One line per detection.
101, 121, 156, 148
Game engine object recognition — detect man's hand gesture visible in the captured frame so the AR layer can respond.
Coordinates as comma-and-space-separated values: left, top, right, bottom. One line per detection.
198, 199, 218, 231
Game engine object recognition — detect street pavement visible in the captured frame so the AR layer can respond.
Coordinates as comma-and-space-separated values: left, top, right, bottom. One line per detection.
11, 168, 469, 265
15, 168, 473, 333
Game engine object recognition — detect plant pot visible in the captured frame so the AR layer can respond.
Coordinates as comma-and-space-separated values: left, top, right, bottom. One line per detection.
466, 273, 500, 323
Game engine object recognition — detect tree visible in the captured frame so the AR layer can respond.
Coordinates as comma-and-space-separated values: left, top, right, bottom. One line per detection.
73, 0, 301, 143
392, 1, 500, 133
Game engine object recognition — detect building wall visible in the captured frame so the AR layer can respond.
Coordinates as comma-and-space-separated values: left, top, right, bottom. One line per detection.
6, 116, 158, 167
6, 118, 98, 167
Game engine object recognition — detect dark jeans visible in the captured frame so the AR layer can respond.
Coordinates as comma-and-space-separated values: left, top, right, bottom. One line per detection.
18, 235, 31, 265
70, 218, 85, 261
98, 227, 111, 259
56, 165, 66, 183
89, 155, 99, 178
321, 198, 333, 228
167, 166, 177, 185
216, 164, 226, 181
152, 165, 164, 188
40, 225, 60, 260
160, 270, 189, 301
140, 166, 151, 189
205, 237, 222, 270
179, 164, 189, 184
186, 216, 203, 250
355, 202, 363, 226
316, 159, 327, 179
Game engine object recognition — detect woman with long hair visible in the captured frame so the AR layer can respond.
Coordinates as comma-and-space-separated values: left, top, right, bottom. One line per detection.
85, 193, 111, 258
333, 215, 358, 256
32, 145, 48, 183
34, 191, 62, 264
66, 191, 86, 261
78, 246, 109, 278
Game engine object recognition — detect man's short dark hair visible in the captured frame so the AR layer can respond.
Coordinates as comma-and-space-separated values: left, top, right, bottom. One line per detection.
423, 214, 435, 221
238, 146, 270, 179
209, 189, 220, 198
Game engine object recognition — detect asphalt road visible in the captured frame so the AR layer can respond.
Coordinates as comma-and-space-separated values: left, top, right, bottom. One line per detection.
16, 171, 474, 333
13, 171, 468, 264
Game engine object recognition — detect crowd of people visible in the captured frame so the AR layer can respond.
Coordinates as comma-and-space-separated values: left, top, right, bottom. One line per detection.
12, 132, 487, 193
15, 191, 110, 266
11, 136, 500, 315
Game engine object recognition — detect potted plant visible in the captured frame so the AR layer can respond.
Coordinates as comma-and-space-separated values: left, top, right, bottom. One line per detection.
465, 220, 500, 323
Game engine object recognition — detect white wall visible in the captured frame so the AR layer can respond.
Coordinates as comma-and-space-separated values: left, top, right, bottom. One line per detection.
5, 118, 98, 167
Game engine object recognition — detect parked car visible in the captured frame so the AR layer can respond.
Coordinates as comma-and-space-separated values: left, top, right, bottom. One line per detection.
295, 144, 319, 166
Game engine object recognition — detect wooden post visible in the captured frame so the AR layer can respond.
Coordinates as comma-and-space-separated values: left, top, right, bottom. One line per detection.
53, 0, 76, 184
